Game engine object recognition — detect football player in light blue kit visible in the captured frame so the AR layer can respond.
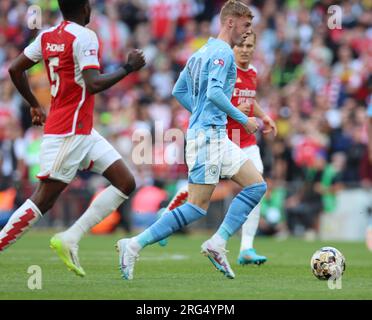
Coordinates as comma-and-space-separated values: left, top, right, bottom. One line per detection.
116, 0, 267, 280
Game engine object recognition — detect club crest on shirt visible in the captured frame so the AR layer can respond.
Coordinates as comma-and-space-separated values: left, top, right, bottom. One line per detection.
84, 49, 97, 56
213, 59, 224, 66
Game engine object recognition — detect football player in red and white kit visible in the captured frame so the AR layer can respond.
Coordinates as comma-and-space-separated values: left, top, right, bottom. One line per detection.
3, 0, 145, 277
156, 32, 276, 266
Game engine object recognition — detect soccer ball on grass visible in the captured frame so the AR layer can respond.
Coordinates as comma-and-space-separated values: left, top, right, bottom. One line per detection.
310, 246, 345, 280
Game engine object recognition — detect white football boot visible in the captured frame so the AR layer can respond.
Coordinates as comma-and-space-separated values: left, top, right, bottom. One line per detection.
116, 238, 139, 280
201, 239, 235, 279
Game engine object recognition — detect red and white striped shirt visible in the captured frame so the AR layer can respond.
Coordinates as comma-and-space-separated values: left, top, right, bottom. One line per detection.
24, 21, 100, 136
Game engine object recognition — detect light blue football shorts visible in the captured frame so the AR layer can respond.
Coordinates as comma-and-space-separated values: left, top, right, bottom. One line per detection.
185, 126, 248, 185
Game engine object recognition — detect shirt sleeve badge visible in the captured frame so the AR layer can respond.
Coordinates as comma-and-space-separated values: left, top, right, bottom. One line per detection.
213, 59, 224, 66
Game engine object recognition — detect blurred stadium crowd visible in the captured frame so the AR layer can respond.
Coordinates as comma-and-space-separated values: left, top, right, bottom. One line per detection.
0, 0, 371, 237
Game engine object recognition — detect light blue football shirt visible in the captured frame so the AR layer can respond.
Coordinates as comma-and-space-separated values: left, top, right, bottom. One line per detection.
173, 38, 248, 131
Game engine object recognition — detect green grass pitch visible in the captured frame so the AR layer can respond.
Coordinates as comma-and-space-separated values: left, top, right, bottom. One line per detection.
0, 231, 372, 300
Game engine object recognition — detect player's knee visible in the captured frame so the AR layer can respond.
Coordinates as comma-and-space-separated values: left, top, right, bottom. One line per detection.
114, 174, 136, 196
255, 170, 265, 182
126, 176, 136, 195
246, 172, 265, 187
30, 193, 57, 214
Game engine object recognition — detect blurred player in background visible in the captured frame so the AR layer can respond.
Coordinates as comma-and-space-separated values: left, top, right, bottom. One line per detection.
156, 32, 277, 266
117, 0, 270, 280
2, 0, 145, 277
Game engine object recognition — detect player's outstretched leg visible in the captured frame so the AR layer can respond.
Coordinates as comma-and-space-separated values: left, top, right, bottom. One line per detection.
0, 180, 66, 253
51, 185, 128, 277
238, 203, 267, 265
157, 184, 188, 247
203, 183, 266, 278
51, 159, 134, 277
117, 201, 207, 280
203, 161, 267, 279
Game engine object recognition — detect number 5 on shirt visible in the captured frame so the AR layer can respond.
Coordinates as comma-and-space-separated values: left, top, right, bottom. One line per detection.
48, 57, 60, 97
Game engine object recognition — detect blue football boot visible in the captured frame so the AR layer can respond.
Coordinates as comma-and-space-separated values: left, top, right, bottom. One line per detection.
237, 248, 267, 265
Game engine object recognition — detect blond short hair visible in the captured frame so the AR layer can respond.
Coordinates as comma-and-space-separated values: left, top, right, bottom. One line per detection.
220, 0, 254, 23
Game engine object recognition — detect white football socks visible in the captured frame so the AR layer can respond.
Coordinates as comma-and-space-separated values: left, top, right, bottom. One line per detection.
240, 203, 261, 252
0, 199, 42, 251
61, 185, 128, 244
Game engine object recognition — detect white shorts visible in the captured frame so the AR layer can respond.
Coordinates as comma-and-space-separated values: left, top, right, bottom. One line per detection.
242, 145, 264, 174
37, 129, 122, 184
186, 128, 248, 185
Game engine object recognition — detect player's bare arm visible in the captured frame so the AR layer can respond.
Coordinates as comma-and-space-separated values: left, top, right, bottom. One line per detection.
238, 100, 277, 136
236, 102, 250, 114
253, 100, 277, 136
8, 54, 46, 126
82, 49, 145, 94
